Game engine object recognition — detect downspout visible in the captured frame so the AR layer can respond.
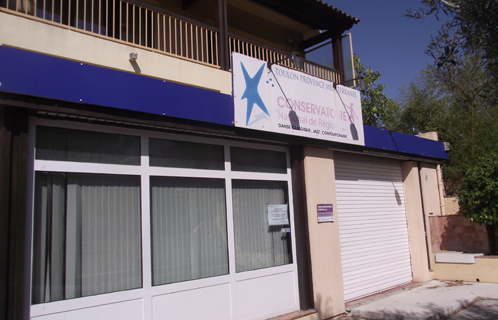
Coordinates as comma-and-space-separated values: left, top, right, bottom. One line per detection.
435, 164, 446, 215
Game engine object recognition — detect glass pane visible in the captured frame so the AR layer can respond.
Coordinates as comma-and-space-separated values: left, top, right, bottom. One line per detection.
304, 41, 333, 72
151, 176, 228, 285
36, 126, 140, 165
32, 172, 142, 304
232, 180, 292, 272
230, 147, 287, 173
149, 138, 224, 170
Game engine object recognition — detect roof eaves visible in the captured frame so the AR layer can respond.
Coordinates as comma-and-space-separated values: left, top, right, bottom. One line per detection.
251, 0, 359, 33
315, 0, 360, 25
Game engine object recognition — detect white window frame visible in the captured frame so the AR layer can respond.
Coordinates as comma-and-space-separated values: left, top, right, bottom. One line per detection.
27, 117, 299, 320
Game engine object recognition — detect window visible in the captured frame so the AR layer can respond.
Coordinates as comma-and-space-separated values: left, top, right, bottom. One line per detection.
30, 122, 296, 317
230, 146, 287, 173
150, 176, 228, 285
32, 172, 142, 303
232, 180, 292, 272
149, 138, 224, 170
36, 126, 140, 165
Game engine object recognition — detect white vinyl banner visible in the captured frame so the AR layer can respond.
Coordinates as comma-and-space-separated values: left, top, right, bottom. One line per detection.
232, 52, 364, 146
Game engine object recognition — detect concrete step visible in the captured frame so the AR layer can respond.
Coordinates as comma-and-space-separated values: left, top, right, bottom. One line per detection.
268, 309, 319, 320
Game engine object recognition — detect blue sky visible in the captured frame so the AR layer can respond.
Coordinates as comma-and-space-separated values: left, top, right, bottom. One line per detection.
326, 0, 446, 100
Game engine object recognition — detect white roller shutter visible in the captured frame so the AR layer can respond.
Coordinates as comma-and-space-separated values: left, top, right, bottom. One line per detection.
334, 152, 413, 302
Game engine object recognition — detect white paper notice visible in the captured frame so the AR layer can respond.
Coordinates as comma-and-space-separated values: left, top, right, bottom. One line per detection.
268, 204, 289, 226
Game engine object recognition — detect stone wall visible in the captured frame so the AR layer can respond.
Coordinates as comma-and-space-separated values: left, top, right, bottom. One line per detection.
429, 215, 490, 254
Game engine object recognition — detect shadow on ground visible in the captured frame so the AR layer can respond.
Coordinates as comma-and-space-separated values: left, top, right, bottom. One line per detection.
448, 299, 498, 320
336, 299, 478, 320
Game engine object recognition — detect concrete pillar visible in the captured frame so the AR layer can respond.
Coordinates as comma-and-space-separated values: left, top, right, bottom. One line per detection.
303, 147, 344, 319
401, 161, 434, 282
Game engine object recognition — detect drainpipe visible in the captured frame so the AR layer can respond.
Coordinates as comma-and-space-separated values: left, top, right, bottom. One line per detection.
435, 164, 446, 215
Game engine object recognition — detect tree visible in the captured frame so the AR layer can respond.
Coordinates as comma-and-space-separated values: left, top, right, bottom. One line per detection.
401, 1, 498, 244
397, 53, 498, 253
406, 0, 498, 77
458, 152, 498, 254
396, 66, 449, 134
353, 54, 400, 129
397, 52, 498, 194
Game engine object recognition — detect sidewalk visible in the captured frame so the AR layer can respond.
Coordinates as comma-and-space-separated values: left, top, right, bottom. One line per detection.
336, 280, 498, 320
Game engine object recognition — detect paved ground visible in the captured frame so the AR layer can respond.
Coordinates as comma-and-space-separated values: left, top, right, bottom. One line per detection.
449, 299, 498, 319
334, 280, 498, 320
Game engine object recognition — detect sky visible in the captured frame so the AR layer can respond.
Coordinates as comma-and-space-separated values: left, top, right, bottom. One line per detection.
323, 0, 446, 101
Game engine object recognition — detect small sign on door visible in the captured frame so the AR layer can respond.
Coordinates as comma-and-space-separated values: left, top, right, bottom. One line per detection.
317, 204, 333, 223
268, 204, 289, 226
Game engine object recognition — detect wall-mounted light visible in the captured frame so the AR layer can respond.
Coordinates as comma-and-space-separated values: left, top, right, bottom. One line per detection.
286, 34, 295, 46
412, 125, 422, 135
343, 76, 367, 90
129, 53, 138, 61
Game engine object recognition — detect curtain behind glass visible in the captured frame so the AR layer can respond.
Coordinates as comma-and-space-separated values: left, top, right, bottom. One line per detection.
32, 172, 142, 304
151, 177, 228, 285
232, 180, 292, 272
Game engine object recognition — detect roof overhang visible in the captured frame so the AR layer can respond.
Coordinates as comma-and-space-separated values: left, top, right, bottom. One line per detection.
250, 0, 359, 34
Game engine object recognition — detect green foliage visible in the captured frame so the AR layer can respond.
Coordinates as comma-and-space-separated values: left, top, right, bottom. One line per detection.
459, 152, 498, 226
353, 54, 400, 129
395, 67, 449, 134
406, 0, 498, 76
397, 53, 498, 195
398, 1, 498, 231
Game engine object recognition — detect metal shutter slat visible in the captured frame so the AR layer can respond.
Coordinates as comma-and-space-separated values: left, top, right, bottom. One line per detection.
335, 152, 413, 302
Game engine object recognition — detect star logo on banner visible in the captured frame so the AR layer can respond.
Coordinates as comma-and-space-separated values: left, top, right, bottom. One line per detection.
240, 62, 270, 125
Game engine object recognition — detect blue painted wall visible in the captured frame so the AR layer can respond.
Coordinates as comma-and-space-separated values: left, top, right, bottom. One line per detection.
0, 46, 447, 160
0, 46, 234, 126
364, 125, 447, 159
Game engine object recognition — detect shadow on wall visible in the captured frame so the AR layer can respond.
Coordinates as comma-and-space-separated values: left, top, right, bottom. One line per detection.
429, 215, 490, 254
314, 293, 335, 319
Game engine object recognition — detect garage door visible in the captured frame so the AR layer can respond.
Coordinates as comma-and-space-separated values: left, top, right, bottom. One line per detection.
334, 152, 413, 302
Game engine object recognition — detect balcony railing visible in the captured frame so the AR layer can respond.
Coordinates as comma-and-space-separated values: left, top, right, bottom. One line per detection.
2, 0, 341, 82
229, 34, 341, 83
2, 0, 219, 66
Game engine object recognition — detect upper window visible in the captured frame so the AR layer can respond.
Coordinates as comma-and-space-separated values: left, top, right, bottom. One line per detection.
149, 138, 224, 170
36, 126, 140, 165
230, 147, 287, 173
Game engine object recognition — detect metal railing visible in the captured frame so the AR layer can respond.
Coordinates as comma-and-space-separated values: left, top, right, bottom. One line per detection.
2, 0, 219, 66
229, 34, 341, 84
2, 0, 341, 82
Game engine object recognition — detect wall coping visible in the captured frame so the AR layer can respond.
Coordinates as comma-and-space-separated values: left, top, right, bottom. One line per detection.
435, 251, 484, 264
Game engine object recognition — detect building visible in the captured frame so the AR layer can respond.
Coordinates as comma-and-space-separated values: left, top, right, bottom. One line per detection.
0, 0, 447, 319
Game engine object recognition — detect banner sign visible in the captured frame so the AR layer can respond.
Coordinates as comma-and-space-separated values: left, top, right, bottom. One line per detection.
232, 52, 364, 146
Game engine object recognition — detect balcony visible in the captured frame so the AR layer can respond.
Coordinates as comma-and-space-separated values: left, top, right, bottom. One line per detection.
1, 0, 356, 84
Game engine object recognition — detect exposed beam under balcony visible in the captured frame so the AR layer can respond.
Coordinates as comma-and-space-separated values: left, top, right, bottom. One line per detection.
182, 0, 199, 10
299, 30, 333, 51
